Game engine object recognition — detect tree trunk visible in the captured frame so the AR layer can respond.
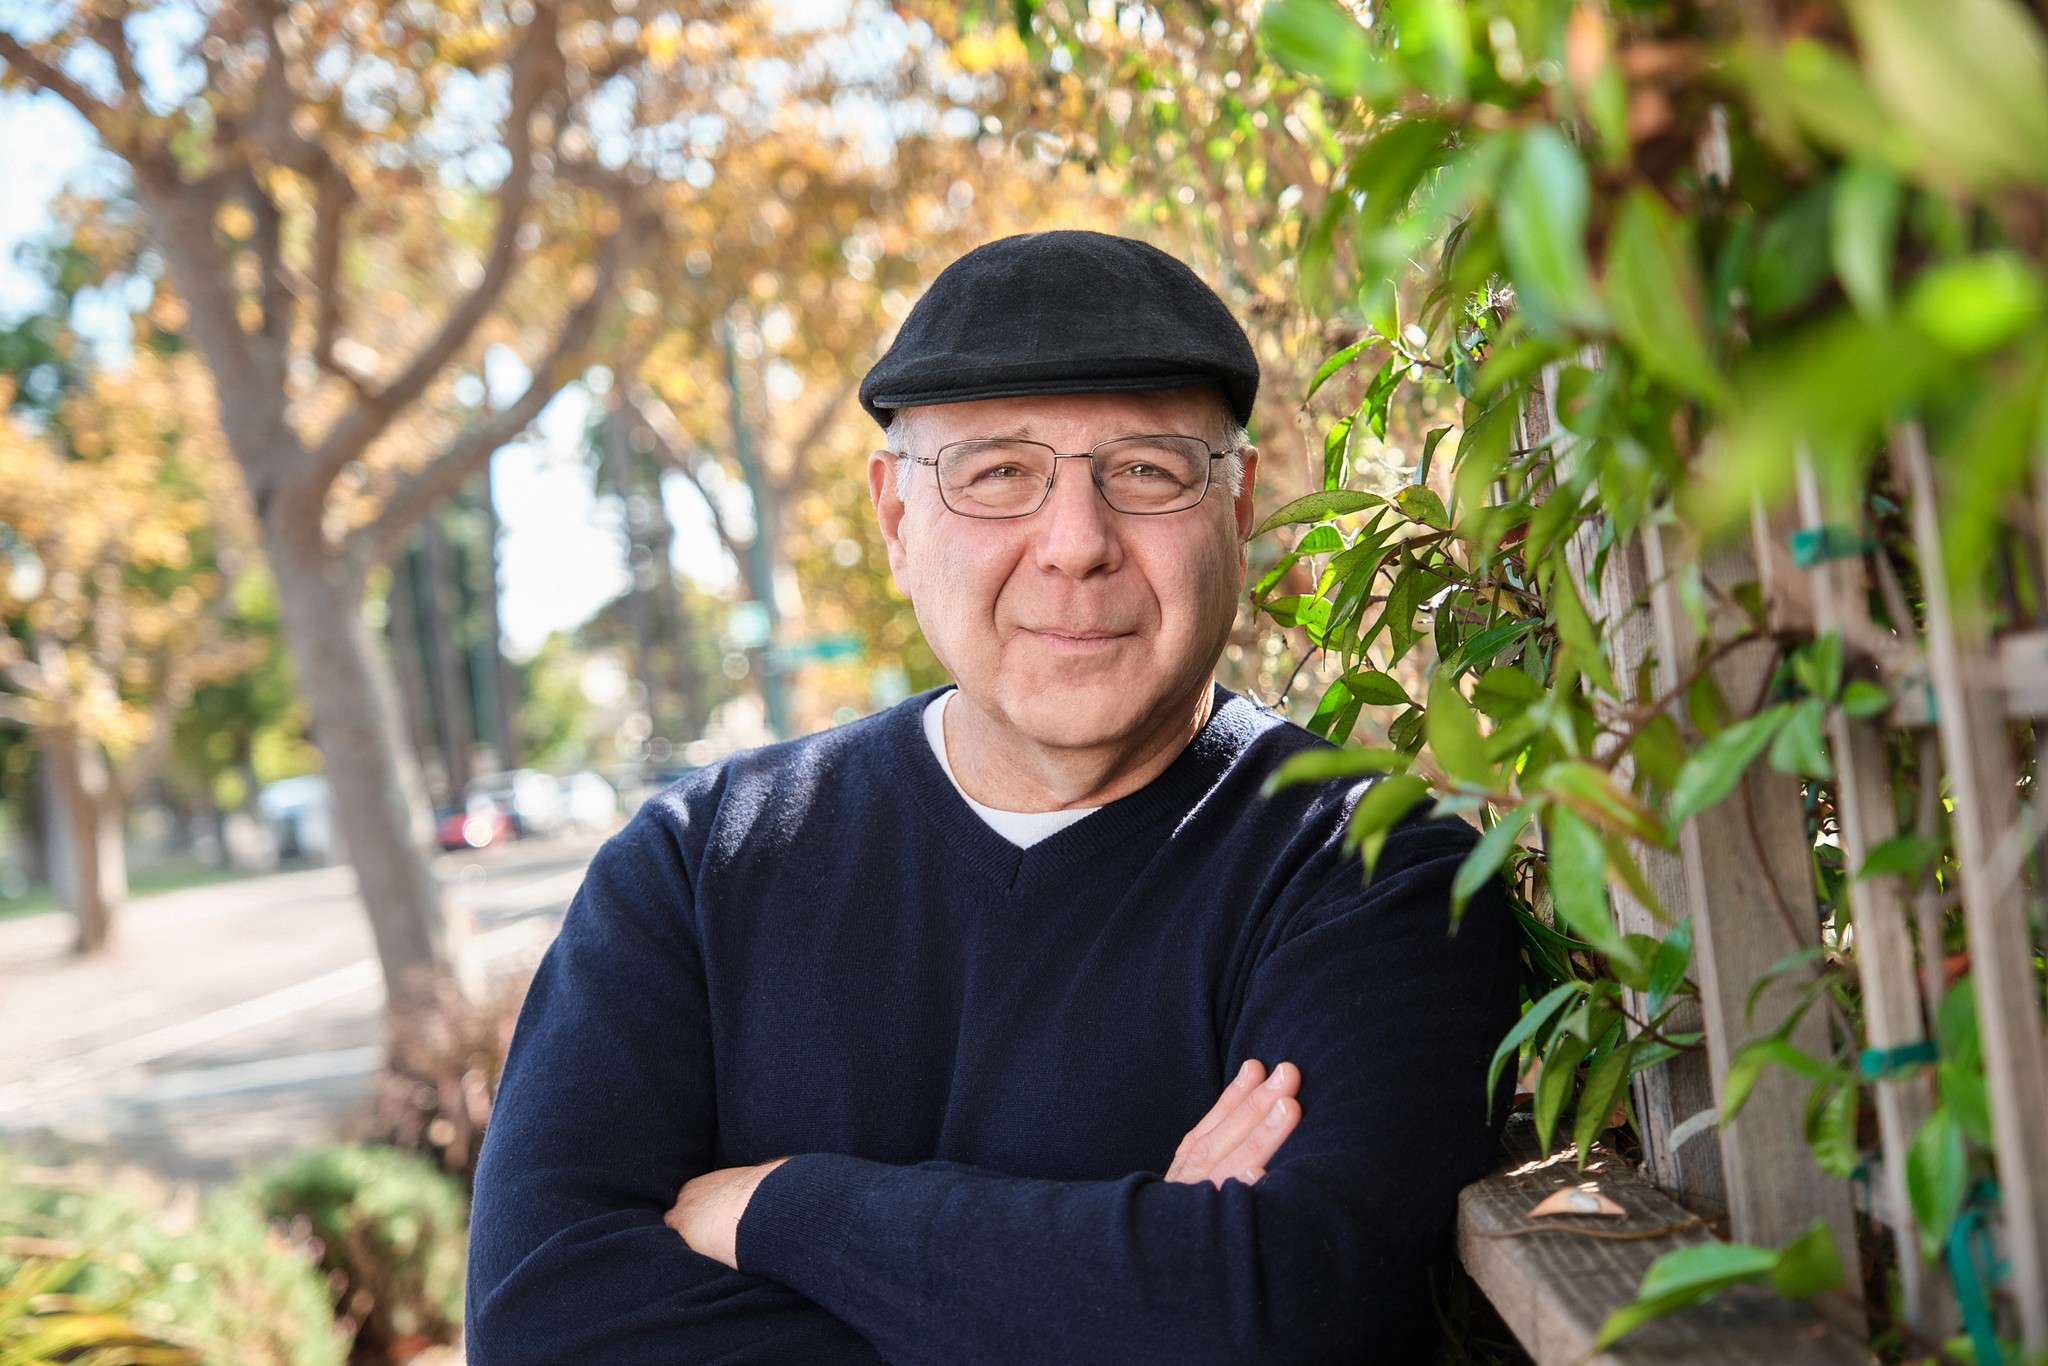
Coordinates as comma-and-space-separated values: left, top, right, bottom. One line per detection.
479, 466, 520, 771
263, 522, 454, 1004
42, 723, 125, 954
420, 514, 475, 798
385, 549, 443, 791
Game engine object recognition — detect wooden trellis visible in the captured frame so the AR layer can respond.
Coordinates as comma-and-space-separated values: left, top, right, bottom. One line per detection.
1455, 389, 2048, 1363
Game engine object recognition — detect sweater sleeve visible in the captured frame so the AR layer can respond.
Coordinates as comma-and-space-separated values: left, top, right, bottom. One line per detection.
733, 819, 1519, 1365
464, 803, 885, 1365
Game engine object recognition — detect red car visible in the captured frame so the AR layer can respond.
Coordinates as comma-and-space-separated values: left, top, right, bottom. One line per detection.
435, 796, 514, 851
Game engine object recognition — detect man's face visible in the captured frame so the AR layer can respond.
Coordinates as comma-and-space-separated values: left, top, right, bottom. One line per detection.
869, 388, 1259, 751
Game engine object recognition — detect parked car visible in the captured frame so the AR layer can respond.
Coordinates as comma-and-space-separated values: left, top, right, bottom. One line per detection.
257, 774, 339, 864
436, 794, 514, 851
561, 770, 620, 832
463, 769, 565, 839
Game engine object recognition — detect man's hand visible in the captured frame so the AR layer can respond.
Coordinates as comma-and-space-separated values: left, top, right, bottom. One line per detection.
667, 1158, 789, 1268
1164, 1059, 1301, 1187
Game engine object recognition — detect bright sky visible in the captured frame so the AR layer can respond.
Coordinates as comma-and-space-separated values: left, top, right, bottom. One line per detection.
0, 90, 736, 661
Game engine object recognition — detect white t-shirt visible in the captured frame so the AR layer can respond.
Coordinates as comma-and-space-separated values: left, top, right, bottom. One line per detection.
923, 690, 1101, 848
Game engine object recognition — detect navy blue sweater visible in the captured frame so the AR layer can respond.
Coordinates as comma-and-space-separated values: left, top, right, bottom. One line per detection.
466, 686, 1518, 1363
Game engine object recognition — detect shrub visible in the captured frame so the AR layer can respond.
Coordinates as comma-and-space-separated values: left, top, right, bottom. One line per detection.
246, 1146, 466, 1365
0, 1152, 342, 1366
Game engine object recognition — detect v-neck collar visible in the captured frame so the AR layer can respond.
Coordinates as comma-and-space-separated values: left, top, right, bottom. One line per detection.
880, 683, 1266, 891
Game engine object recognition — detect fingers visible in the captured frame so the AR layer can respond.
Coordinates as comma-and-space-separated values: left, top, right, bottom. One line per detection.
1166, 1059, 1265, 1181
1185, 1059, 1265, 1148
1166, 1061, 1300, 1185
1207, 1095, 1298, 1188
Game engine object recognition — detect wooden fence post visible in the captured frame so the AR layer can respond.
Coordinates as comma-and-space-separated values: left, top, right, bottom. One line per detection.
1794, 453, 1948, 1334
1638, 521, 1862, 1267
1900, 422, 2048, 1350
1525, 378, 1728, 1213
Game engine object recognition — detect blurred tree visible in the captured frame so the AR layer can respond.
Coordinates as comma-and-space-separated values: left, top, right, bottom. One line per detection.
0, 0, 659, 1001
0, 350, 263, 950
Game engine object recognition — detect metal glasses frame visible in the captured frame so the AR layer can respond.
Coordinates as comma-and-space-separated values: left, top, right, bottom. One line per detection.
896, 434, 1235, 520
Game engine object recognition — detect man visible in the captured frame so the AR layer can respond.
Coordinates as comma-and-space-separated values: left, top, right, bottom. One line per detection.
467, 230, 1519, 1363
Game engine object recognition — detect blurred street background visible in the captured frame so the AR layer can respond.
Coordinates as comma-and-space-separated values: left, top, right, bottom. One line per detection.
0, 0, 1405, 1358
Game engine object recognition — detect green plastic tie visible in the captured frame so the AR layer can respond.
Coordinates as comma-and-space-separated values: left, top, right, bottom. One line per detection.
1789, 524, 1877, 568
1948, 1179, 2008, 1366
1858, 1039, 1938, 1079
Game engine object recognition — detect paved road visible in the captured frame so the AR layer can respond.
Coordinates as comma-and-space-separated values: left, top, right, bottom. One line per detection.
0, 832, 605, 1184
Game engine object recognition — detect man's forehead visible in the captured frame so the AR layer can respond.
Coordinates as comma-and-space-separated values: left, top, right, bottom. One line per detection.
903, 388, 1230, 444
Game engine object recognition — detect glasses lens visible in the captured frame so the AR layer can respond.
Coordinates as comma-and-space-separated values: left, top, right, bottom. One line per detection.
936, 440, 1055, 517
1092, 436, 1212, 513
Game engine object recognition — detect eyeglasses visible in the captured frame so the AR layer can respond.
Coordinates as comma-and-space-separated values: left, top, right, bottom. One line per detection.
898, 434, 1232, 519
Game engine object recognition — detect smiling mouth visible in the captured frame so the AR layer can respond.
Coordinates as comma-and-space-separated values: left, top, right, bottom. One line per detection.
1022, 628, 1132, 646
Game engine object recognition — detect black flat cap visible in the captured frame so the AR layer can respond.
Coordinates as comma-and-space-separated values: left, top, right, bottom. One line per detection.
860, 230, 1259, 430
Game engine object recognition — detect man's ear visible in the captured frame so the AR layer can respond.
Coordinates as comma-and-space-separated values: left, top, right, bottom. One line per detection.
868, 448, 914, 594
1231, 446, 1260, 549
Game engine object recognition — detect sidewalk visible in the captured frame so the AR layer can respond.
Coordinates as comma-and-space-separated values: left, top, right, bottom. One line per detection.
0, 834, 601, 1183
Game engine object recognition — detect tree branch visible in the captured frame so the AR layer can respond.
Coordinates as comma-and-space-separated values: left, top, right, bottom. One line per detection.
303, 3, 561, 492
88, 0, 142, 112
629, 388, 753, 573
0, 31, 118, 139
772, 372, 859, 496
344, 229, 627, 565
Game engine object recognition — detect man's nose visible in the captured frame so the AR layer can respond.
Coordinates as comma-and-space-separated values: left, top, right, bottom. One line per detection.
1032, 455, 1121, 578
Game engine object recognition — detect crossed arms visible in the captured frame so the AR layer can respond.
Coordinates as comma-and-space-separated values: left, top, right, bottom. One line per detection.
464, 814, 1516, 1365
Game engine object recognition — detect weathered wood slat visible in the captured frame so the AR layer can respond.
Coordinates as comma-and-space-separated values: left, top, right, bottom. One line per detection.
1527, 375, 1726, 1213
1639, 522, 1861, 1268
1792, 454, 1948, 1335
1900, 422, 2048, 1350
1458, 1118, 1872, 1365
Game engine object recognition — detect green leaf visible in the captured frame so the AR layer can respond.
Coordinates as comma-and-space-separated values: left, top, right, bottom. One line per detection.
1427, 673, 1492, 787
1253, 489, 1384, 538
1604, 188, 1729, 404
1322, 411, 1357, 492
1768, 1220, 1847, 1298
1831, 160, 1904, 320
1906, 252, 2046, 356
1415, 424, 1453, 488
1839, 678, 1891, 718
1534, 1026, 1591, 1153
1849, 0, 2048, 191
1806, 1080, 1862, 1178
1256, 0, 1400, 98
1647, 918, 1693, 1016
1391, 0, 1469, 101
1347, 669, 1413, 706
1936, 979, 1981, 1072
1394, 485, 1450, 530
1630, 712, 1687, 791
1541, 761, 1667, 843
1595, 1241, 1775, 1348
1907, 1104, 1968, 1262
1306, 337, 1376, 401
1468, 656, 1544, 714
1939, 1062, 1993, 1148
1721, 1037, 1846, 1126
1499, 128, 1606, 332
1345, 773, 1432, 875
1748, 183, 1836, 321
1487, 980, 1581, 1104
1668, 704, 1792, 824
1295, 525, 1344, 556
1575, 1038, 1635, 1159
1856, 833, 1938, 881
1767, 698, 1833, 779
1263, 745, 1412, 795
1544, 807, 1624, 956
1454, 802, 1534, 919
